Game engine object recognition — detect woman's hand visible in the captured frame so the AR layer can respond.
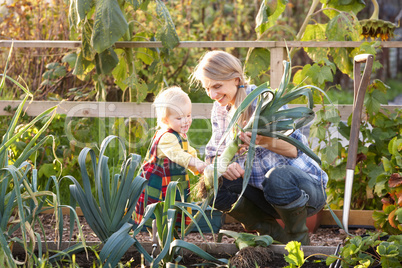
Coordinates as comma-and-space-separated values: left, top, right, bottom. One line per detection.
222, 162, 244, 181
239, 131, 297, 158
239, 131, 263, 147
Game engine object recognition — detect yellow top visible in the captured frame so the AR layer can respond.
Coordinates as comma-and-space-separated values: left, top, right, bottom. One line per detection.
156, 132, 199, 175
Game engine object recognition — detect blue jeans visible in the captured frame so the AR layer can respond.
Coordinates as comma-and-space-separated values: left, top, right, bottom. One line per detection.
214, 165, 326, 217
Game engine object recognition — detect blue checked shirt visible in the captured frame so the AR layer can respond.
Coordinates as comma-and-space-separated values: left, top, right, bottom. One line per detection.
205, 85, 328, 190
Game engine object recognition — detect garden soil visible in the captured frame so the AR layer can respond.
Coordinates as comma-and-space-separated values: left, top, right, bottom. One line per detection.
13, 214, 369, 267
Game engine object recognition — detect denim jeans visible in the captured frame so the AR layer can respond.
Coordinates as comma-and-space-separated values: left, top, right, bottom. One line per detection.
214, 165, 327, 217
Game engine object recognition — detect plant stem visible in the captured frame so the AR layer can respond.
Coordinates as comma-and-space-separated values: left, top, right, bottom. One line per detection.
369, 0, 379, 20
290, 0, 321, 58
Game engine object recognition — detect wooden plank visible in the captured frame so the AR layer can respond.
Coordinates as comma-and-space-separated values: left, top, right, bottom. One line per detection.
41, 206, 83, 216
2, 40, 402, 48
0, 100, 399, 120
270, 47, 286, 89
0, 40, 81, 48
226, 209, 375, 227
320, 209, 375, 227
42, 207, 375, 227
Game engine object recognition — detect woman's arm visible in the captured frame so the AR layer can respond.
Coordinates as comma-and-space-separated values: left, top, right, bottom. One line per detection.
239, 132, 297, 158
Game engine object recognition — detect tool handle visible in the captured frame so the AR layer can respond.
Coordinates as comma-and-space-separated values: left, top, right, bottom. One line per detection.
354, 54, 373, 63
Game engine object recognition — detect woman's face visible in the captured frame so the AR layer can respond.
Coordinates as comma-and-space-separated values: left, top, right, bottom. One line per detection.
202, 78, 239, 107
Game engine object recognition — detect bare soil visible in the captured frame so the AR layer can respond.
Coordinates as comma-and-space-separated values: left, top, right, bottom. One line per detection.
13, 214, 370, 267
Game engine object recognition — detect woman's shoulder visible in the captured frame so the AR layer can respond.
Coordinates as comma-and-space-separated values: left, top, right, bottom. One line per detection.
246, 84, 257, 94
212, 101, 229, 116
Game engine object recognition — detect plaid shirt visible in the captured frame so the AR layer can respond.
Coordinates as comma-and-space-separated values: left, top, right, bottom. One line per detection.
205, 85, 328, 190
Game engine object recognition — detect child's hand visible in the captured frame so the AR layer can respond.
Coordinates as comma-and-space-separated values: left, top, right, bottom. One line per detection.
189, 157, 207, 174
195, 159, 208, 174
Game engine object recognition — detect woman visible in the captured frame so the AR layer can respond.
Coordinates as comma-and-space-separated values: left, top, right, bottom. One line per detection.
190, 50, 328, 245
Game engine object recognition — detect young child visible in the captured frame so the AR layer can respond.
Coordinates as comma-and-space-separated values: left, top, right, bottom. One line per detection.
135, 86, 207, 226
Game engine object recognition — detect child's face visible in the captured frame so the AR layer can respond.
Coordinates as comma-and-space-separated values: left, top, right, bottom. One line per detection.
163, 101, 192, 135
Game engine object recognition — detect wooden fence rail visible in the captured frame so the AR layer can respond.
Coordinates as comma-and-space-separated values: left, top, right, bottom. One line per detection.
1, 40, 402, 89
1, 40, 401, 118
0, 100, 400, 120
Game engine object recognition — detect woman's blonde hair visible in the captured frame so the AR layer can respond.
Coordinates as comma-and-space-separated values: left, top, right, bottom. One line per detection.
190, 50, 252, 125
153, 86, 191, 129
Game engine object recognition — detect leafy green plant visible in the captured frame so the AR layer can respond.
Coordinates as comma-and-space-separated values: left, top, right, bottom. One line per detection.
373, 136, 402, 234
282, 241, 328, 268
40, 62, 67, 88
311, 82, 401, 210
67, 0, 180, 102
218, 230, 273, 250
326, 232, 402, 267
284, 241, 306, 268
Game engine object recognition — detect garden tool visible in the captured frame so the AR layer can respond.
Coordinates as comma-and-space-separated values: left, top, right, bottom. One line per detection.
343, 54, 374, 233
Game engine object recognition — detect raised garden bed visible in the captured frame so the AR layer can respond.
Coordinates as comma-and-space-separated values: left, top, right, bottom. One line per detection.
11, 212, 373, 267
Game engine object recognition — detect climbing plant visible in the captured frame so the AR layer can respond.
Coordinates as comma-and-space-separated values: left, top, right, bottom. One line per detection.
68, 0, 180, 102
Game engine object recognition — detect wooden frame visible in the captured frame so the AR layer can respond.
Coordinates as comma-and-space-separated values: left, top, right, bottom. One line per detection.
1, 40, 402, 89
0, 100, 399, 120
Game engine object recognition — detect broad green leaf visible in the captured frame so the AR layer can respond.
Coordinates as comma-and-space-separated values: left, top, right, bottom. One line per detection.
309, 124, 326, 140
126, 0, 142, 10
124, 77, 148, 103
136, 48, 156, 65
92, 0, 128, 53
326, 255, 339, 265
255, 0, 287, 36
322, 0, 366, 19
73, 50, 95, 79
156, 0, 179, 49
329, 47, 353, 76
75, 0, 95, 22
306, 64, 333, 86
293, 69, 309, 85
245, 48, 270, 79
284, 241, 304, 266
38, 163, 57, 178
54, 66, 67, 77
322, 142, 341, 164
302, 24, 328, 63
112, 54, 128, 91
82, 20, 96, 60
364, 89, 387, 115
327, 14, 354, 41
95, 48, 119, 75
62, 52, 77, 68
69, 0, 79, 27
376, 243, 399, 258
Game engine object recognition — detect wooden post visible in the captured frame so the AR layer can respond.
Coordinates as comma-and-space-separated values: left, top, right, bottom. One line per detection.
270, 47, 286, 89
